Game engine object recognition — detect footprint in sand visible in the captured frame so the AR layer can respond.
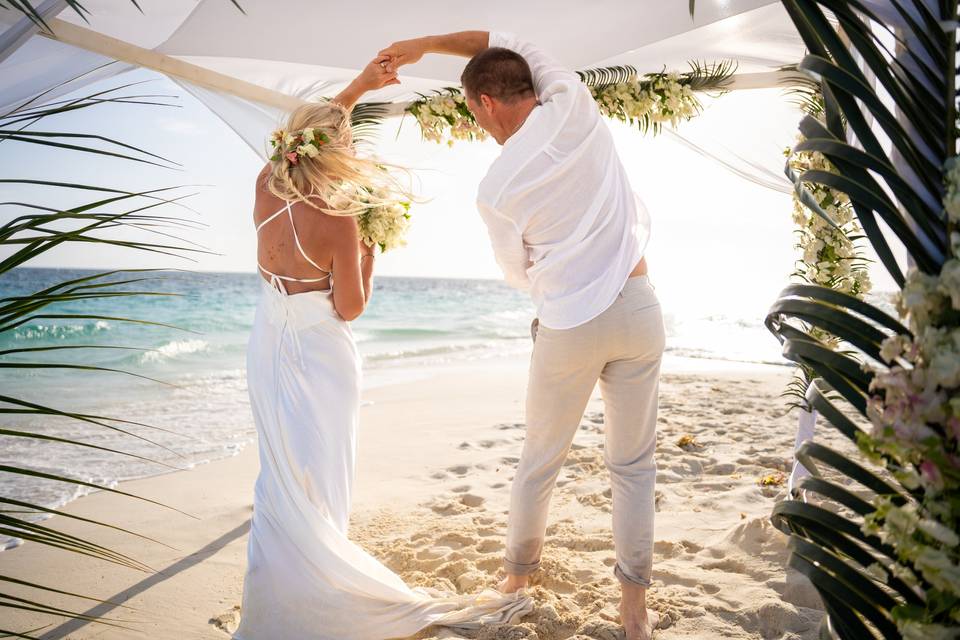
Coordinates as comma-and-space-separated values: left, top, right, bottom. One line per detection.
447, 464, 470, 477
430, 491, 486, 514
720, 406, 746, 415
459, 493, 485, 508
703, 461, 737, 475
576, 488, 612, 512
477, 538, 503, 553
435, 532, 476, 549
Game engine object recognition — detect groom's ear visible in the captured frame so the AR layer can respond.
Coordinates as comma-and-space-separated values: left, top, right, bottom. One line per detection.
479, 93, 495, 113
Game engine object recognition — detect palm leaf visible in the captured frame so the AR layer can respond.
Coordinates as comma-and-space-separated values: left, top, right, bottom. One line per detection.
0, 0, 243, 33
769, 2, 958, 636
350, 101, 390, 144
0, 18, 247, 629
780, 64, 826, 117
576, 65, 639, 87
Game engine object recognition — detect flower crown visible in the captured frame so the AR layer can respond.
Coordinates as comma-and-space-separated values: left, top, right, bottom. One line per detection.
269, 127, 332, 165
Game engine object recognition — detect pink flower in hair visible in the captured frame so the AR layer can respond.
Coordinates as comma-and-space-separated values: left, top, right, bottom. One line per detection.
286, 151, 299, 165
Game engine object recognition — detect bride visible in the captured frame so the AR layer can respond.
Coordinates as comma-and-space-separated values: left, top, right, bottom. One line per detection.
234, 57, 529, 639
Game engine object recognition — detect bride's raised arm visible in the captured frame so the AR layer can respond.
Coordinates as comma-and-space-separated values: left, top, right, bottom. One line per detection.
331, 55, 399, 111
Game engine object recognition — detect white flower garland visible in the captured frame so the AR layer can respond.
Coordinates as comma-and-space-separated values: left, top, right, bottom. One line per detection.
408, 70, 709, 146
590, 71, 701, 133
407, 88, 487, 147
787, 136, 872, 296
783, 134, 873, 411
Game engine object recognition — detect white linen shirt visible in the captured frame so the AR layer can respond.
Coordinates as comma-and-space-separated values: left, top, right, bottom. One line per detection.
477, 31, 651, 330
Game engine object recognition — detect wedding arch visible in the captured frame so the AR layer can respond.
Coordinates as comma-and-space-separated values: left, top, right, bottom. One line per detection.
3, 2, 956, 639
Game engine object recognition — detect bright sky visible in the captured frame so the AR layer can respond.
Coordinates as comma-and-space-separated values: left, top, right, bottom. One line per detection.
0, 67, 900, 320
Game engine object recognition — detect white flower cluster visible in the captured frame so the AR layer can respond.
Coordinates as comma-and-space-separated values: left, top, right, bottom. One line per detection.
356, 191, 411, 253
859, 157, 960, 636
268, 127, 330, 164
407, 90, 487, 147
782, 135, 874, 408
408, 70, 708, 145
590, 72, 701, 131
787, 137, 872, 296
860, 498, 960, 612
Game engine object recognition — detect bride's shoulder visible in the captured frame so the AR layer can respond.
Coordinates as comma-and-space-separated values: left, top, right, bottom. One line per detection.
256, 163, 272, 186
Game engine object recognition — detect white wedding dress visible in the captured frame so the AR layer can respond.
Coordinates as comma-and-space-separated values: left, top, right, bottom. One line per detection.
235, 202, 531, 639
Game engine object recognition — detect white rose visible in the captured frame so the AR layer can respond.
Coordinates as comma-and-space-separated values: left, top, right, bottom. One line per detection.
297, 144, 319, 159
928, 349, 960, 388
938, 258, 960, 309
900, 621, 960, 640
914, 547, 960, 595
880, 335, 906, 363
918, 519, 960, 547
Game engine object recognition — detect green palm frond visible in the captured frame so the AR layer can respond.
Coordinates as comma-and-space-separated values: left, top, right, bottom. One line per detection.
768, 2, 958, 637
350, 101, 390, 144
780, 64, 826, 118
680, 59, 737, 93
576, 65, 639, 87
0, 0, 243, 33
577, 60, 735, 94
0, 38, 229, 631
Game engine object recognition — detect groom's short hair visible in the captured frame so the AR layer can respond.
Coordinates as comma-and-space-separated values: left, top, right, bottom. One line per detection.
461, 47, 535, 104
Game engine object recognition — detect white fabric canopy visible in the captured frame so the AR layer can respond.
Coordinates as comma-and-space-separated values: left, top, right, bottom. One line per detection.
0, 1, 807, 182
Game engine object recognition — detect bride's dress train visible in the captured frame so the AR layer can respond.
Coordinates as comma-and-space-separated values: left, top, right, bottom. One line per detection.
234, 280, 531, 639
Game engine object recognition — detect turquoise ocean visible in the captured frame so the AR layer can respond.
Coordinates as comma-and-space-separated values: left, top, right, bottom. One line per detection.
0, 267, 787, 549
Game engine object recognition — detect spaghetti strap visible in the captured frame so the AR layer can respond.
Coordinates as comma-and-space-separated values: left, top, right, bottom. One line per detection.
256, 200, 332, 287
255, 203, 290, 233
285, 203, 330, 275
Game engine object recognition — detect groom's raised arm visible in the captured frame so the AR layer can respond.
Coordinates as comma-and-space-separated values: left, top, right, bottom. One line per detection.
380, 31, 581, 103
379, 32, 490, 71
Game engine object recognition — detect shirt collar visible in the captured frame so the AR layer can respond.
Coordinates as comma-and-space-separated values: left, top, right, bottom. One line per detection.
502, 102, 541, 150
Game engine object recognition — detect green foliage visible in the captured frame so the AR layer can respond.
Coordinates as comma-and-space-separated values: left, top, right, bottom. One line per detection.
768, 1, 959, 637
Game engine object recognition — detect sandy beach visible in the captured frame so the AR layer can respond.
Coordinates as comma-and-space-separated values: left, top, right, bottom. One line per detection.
2, 356, 831, 639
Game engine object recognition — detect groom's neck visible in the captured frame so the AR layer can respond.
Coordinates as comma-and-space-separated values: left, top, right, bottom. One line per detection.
495, 97, 538, 145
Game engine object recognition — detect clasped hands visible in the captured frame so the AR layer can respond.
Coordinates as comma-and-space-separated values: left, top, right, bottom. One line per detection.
354, 38, 431, 92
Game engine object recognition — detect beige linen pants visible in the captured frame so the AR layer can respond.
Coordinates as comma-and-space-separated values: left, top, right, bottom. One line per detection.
505, 275, 665, 587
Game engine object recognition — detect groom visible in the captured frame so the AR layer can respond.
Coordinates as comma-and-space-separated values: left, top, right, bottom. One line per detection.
380, 32, 664, 640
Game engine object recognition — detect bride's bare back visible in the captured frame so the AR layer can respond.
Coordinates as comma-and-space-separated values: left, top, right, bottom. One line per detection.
253, 165, 370, 320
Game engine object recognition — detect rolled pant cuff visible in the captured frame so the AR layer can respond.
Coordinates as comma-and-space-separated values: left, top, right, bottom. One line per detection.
504, 557, 540, 576
614, 563, 652, 588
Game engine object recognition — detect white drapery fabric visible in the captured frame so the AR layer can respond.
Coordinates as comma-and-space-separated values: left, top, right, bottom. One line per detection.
240, 280, 532, 638
1, 0, 807, 186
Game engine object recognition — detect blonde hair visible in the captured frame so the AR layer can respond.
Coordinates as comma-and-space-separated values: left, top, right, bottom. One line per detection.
264, 101, 410, 216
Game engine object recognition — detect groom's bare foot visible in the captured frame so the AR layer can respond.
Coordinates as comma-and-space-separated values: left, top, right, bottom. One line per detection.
620, 606, 659, 640
620, 583, 659, 640
497, 574, 528, 594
